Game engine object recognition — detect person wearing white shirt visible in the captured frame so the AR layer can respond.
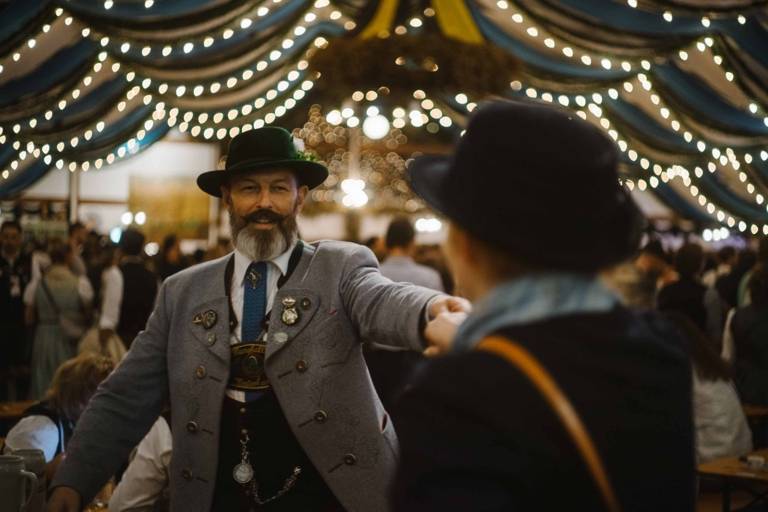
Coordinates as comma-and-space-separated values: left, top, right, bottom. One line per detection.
665, 312, 752, 463
3, 353, 114, 482
109, 416, 172, 512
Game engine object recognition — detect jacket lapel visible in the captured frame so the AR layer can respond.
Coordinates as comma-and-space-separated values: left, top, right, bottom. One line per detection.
265, 243, 318, 361
188, 255, 233, 363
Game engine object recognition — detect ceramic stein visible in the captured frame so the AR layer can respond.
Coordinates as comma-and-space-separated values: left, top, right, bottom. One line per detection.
0, 455, 37, 512
12, 450, 47, 512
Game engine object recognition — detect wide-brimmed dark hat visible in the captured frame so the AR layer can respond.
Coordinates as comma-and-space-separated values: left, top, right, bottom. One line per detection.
197, 127, 328, 197
408, 100, 644, 272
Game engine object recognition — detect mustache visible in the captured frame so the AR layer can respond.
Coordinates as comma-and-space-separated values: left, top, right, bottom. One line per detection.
243, 209, 285, 224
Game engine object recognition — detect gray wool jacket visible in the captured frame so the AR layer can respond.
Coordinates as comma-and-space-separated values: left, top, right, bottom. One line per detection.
52, 241, 441, 512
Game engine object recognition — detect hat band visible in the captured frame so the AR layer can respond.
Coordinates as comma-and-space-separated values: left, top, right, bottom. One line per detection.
227, 155, 301, 169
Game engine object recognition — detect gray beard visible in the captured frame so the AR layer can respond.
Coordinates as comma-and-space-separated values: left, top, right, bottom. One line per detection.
230, 211, 298, 262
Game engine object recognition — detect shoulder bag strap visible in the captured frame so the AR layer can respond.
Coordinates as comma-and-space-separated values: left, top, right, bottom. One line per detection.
39, 276, 62, 316
476, 335, 621, 512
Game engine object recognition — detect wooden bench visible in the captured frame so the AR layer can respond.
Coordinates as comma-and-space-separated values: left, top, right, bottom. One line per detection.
698, 449, 768, 512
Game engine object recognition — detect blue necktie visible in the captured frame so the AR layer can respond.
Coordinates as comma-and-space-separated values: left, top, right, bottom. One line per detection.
242, 261, 267, 342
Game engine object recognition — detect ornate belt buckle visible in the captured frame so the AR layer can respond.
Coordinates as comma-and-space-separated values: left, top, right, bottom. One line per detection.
229, 343, 270, 391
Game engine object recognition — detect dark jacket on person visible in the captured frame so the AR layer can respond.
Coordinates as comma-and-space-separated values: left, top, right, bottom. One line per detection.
117, 260, 158, 348
658, 276, 708, 332
0, 251, 32, 368
732, 304, 768, 406
393, 309, 695, 512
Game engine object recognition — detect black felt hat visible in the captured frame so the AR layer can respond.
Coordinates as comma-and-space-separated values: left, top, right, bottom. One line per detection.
197, 127, 328, 197
408, 99, 643, 272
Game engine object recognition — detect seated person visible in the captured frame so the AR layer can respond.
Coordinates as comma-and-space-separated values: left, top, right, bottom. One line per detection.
665, 312, 752, 463
2, 353, 114, 479
109, 413, 172, 512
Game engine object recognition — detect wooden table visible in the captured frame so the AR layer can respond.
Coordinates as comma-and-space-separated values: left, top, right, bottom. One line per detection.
0, 400, 35, 420
744, 405, 768, 420
0, 400, 35, 436
698, 449, 768, 512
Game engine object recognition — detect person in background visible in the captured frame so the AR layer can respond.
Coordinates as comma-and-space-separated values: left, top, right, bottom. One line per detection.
1, 220, 34, 400
83, 232, 108, 300
157, 234, 186, 282
367, 219, 444, 413
99, 229, 158, 350
665, 313, 752, 463
379, 217, 444, 292
2, 353, 114, 481
602, 262, 657, 311
703, 246, 736, 288
97, 243, 122, 346
658, 243, 708, 332
635, 238, 676, 296
109, 413, 173, 512
413, 245, 454, 295
67, 222, 88, 277
393, 100, 694, 511
28, 239, 94, 399
204, 236, 231, 261
703, 246, 737, 345
727, 265, 768, 406
736, 237, 768, 307
717, 249, 756, 311
192, 248, 206, 265
363, 236, 386, 263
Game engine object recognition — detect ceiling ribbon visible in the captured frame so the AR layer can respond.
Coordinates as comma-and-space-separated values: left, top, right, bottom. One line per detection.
359, 0, 399, 39
432, 0, 484, 45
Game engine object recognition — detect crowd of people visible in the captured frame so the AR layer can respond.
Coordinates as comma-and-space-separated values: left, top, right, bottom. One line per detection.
0, 100, 766, 511
0, 221, 212, 402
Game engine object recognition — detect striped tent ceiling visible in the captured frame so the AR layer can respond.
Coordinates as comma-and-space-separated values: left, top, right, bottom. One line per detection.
1, 0, 767, 234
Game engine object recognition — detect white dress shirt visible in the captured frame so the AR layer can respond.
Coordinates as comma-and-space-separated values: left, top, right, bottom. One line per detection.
226, 242, 296, 401
109, 416, 172, 512
99, 265, 124, 330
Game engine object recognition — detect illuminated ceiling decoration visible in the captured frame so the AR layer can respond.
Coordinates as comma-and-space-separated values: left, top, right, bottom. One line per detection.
0, 0, 767, 236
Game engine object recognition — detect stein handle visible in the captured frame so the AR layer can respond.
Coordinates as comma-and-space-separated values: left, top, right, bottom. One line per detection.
20, 470, 37, 512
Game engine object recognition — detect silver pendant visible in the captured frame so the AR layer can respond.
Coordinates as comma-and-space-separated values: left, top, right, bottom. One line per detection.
233, 462, 254, 484
246, 269, 262, 289
281, 307, 299, 326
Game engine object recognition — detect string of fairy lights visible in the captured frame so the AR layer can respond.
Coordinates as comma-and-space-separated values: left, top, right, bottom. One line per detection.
1, 0, 341, 180
486, 0, 768, 232
1, 0, 767, 234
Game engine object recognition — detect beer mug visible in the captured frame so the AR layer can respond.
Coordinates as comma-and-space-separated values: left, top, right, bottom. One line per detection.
0, 455, 37, 512
12, 449, 47, 512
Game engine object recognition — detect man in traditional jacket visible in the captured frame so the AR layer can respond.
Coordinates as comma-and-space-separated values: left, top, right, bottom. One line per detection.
47, 127, 467, 512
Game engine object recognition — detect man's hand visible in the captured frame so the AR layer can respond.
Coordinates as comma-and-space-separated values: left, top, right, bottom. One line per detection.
427, 295, 471, 319
46, 486, 81, 512
423, 311, 468, 356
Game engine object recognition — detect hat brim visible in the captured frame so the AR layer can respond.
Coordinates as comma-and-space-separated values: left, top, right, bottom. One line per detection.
197, 159, 329, 197
407, 155, 463, 223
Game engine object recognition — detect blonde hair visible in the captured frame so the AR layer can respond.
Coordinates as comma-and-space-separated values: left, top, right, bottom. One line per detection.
45, 353, 115, 421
